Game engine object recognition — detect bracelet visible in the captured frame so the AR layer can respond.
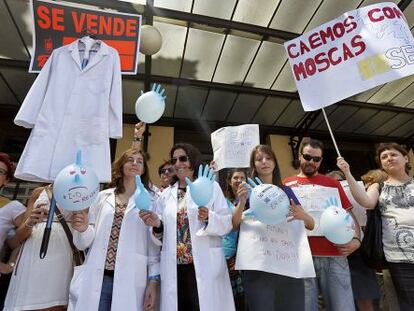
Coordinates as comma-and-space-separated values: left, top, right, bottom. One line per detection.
148, 275, 160, 282
133, 137, 143, 142
352, 237, 361, 244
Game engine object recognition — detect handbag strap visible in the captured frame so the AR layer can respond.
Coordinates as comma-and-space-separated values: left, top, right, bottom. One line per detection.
44, 186, 81, 255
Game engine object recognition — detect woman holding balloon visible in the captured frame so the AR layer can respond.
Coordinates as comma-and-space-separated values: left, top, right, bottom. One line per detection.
233, 144, 315, 311
68, 148, 160, 311
139, 143, 235, 311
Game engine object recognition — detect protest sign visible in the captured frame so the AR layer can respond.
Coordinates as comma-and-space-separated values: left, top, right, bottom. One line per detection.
236, 219, 315, 278
211, 124, 259, 170
30, 0, 141, 74
284, 2, 414, 111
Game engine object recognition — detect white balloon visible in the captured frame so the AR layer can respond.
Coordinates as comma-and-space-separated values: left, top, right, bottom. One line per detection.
320, 206, 355, 244
244, 184, 290, 225
135, 90, 166, 123
140, 25, 162, 55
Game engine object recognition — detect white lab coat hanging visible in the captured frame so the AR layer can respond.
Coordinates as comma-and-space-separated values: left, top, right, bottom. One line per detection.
153, 182, 235, 311
68, 188, 160, 311
14, 39, 122, 182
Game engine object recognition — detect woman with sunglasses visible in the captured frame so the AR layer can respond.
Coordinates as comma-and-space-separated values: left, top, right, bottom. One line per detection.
157, 161, 175, 191
337, 142, 414, 310
140, 143, 235, 311
232, 145, 315, 311
68, 148, 160, 311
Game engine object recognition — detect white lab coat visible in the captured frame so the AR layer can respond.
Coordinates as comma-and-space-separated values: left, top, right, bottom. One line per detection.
14, 40, 122, 182
154, 181, 235, 311
68, 188, 160, 311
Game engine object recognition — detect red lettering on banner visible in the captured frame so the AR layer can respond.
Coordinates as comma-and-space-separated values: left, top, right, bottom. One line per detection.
72, 12, 85, 33
52, 8, 64, 31
37, 6, 64, 30
126, 19, 138, 37
368, 6, 404, 23
292, 34, 366, 81
113, 18, 125, 36
99, 15, 112, 35
37, 5, 51, 29
287, 16, 357, 60
86, 14, 98, 34
70, 12, 138, 37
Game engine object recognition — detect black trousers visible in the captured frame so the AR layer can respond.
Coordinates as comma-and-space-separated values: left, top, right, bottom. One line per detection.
388, 262, 414, 311
177, 264, 200, 311
243, 270, 304, 311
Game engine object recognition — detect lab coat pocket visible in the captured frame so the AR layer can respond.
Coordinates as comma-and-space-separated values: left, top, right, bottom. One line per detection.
134, 253, 148, 289
69, 265, 84, 308
77, 118, 106, 145
209, 247, 227, 279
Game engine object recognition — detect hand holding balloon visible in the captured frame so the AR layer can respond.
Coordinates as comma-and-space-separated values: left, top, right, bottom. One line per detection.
185, 164, 215, 207
139, 210, 161, 228
53, 150, 99, 212
320, 197, 355, 245
134, 175, 151, 211
135, 83, 166, 124
71, 209, 89, 232
243, 178, 290, 225
198, 207, 209, 222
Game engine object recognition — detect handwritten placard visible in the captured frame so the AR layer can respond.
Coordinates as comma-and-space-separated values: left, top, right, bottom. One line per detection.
211, 124, 259, 170
289, 185, 340, 236
236, 219, 315, 278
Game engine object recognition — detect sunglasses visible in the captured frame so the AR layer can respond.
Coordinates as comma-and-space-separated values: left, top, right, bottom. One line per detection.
159, 167, 174, 175
302, 153, 322, 163
170, 155, 190, 165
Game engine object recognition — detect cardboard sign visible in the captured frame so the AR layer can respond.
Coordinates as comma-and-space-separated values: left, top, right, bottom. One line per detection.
211, 124, 259, 170
30, 0, 141, 74
284, 2, 414, 111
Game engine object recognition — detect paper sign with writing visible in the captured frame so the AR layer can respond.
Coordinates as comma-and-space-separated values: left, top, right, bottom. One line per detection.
290, 185, 340, 236
30, 0, 141, 74
211, 124, 259, 170
236, 219, 315, 278
340, 180, 367, 226
284, 2, 414, 111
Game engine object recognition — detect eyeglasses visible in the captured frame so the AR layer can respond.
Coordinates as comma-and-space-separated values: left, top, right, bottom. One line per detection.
159, 167, 174, 175
170, 155, 190, 165
0, 168, 7, 176
302, 154, 322, 163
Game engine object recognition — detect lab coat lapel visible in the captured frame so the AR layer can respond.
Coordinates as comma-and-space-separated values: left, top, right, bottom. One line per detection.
67, 40, 82, 70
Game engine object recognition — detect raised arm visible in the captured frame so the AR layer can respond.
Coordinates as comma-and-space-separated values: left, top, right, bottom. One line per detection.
131, 122, 146, 150
337, 157, 380, 209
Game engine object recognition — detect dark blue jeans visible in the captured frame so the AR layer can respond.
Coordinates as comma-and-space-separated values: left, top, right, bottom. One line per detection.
98, 275, 114, 311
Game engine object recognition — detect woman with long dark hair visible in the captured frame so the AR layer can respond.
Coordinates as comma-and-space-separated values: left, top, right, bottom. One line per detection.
233, 145, 315, 311
140, 142, 235, 311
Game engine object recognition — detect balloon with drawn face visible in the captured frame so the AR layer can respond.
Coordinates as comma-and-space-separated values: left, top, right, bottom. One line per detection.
53, 150, 99, 211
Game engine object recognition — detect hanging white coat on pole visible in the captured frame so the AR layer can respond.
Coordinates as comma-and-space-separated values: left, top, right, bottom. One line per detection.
14, 40, 123, 182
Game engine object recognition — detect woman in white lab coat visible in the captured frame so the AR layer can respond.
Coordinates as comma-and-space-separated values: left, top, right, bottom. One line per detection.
140, 143, 235, 311
69, 148, 160, 311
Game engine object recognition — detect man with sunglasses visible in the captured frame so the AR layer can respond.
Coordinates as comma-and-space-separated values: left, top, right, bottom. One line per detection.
157, 160, 175, 191
283, 138, 361, 311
